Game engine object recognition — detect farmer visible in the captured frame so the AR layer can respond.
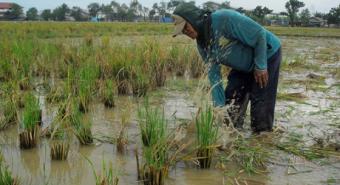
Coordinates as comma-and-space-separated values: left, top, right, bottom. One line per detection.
172, 3, 281, 133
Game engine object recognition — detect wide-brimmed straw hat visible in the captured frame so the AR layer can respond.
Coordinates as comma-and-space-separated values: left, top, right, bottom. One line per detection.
172, 14, 186, 37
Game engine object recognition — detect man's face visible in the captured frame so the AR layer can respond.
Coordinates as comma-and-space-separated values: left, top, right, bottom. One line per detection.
183, 23, 198, 40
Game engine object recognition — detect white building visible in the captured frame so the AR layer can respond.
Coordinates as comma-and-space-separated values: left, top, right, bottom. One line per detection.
0, 2, 12, 18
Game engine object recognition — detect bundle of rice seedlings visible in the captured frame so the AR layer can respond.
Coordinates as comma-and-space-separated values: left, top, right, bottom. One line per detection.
195, 105, 218, 169
19, 93, 41, 149
0, 152, 20, 185
70, 101, 93, 145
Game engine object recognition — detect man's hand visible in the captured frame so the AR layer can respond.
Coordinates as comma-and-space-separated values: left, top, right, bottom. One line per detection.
254, 69, 269, 88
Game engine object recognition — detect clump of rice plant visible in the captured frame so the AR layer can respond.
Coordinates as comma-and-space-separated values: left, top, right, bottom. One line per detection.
188, 51, 204, 78
0, 98, 18, 130
143, 41, 166, 88
77, 62, 98, 113
101, 80, 116, 108
116, 102, 132, 153
46, 83, 67, 104
137, 100, 171, 185
18, 77, 31, 91
50, 109, 70, 160
86, 158, 119, 185
50, 138, 70, 161
70, 101, 93, 145
137, 101, 166, 147
195, 105, 218, 169
0, 152, 20, 185
19, 93, 41, 149
130, 67, 148, 97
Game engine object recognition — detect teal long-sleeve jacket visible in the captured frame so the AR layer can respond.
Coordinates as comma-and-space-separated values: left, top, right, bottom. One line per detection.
197, 9, 281, 107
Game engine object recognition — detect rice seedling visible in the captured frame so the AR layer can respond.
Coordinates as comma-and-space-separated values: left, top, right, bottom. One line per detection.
138, 145, 169, 185
114, 63, 131, 95
135, 136, 190, 185
116, 101, 132, 153
50, 138, 70, 161
195, 105, 218, 169
274, 132, 332, 160
85, 157, 119, 185
101, 80, 117, 108
228, 136, 270, 174
188, 51, 204, 78
49, 104, 71, 160
70, 100, 93, 145
0, 152, 20, 185
77, 62, 98, 113
136, 100, 186, 185
0, 98, 18, 130
130, 67, 149, 97
18, 77, 31, 91
46, 83, 68, 104
137, 100, 166, 147
19, 93, 41, 149
167, 45, 185, 76
143, 41, 166, 88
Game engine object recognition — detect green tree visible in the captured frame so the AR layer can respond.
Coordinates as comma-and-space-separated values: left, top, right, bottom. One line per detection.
220, 1, 230, 9
70, 6, 88, 21
4, 3, 23, 20
285, 0, 305, 26
299, 8, 311, 26
203, 1, 221, 11
117, 3, 129, 21
88, 3, 101, 17
203, 1, 230, 11
41, 9, 52, 21
327, 4, 340, 25
167, 0, 184, 12
52, 3, 70, 21
236, 7, 246, 14
110, 1, 121, 20
101, 4, 114, 21
26, 7, 38, 21
149, 9, 156, 21
251, 6, 273, 24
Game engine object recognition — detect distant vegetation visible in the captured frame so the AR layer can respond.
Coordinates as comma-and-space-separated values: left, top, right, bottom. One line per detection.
0, 22, 339, 39
1, 1, 339, 27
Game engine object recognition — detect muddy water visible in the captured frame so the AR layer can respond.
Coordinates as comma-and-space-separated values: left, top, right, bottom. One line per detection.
1, 36, 340, 185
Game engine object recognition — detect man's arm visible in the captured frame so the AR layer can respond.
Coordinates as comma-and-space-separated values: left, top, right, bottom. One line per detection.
197, 46, 225, 107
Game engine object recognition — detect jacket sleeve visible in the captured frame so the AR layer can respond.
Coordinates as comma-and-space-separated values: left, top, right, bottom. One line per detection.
227, 12, 267, 70
197, 46, 225, 107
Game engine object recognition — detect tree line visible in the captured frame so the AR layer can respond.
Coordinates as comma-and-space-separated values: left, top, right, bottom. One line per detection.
2, 0, 340, 26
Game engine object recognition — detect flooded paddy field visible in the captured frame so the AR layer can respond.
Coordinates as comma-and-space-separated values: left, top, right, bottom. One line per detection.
0, 33, 339, 185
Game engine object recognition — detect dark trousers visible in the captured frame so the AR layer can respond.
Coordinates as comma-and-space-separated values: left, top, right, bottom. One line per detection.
225, 48, 281, 133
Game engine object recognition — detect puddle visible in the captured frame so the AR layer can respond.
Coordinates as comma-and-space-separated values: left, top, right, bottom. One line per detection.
0, 36, 339, 185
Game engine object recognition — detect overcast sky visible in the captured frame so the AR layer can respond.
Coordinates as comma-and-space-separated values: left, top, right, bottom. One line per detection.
2, 0, 339, 13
